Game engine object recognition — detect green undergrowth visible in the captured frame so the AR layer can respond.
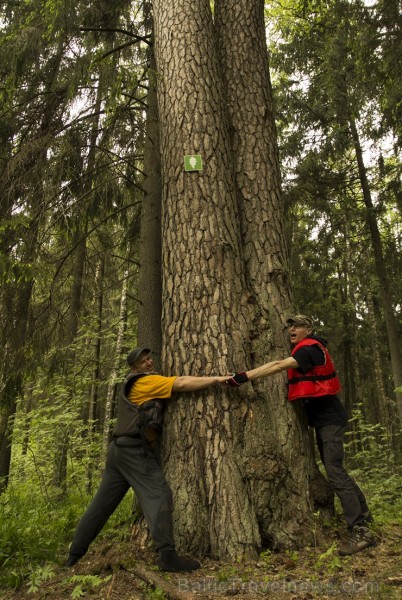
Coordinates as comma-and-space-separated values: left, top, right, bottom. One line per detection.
1, 466, 400, 594
0, 414, 400, 593
0, 482, 135, 589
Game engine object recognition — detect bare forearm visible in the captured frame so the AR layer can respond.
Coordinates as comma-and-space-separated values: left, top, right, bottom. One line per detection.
245, 356, 298, 382
246, 361, 285, 381
173, 375, 227, 392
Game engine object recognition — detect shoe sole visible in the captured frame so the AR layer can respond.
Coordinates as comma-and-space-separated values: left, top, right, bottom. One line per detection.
338, 540, 377, 556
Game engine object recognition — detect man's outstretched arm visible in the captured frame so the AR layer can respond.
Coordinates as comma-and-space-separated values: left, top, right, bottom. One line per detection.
246, 356, 298, 381
228, 356, 299, 387
173, 375, 229, 392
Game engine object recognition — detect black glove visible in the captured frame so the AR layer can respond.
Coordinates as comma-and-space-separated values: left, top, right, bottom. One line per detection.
227, 372, 249, 387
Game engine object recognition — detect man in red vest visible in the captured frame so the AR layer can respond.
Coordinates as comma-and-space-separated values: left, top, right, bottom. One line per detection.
227, 315, 376, 556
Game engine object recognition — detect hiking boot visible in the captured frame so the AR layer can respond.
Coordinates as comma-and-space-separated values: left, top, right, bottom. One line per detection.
363, 512, 374, 524
338, 525, 376, 556
156, 549, 201, 572
65, 554, 82, 567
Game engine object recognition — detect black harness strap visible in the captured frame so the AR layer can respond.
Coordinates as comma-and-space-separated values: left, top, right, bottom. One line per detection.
288, 372, 338, 385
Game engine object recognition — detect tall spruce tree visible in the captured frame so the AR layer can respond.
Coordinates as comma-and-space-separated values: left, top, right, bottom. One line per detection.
152, 0, 330, 559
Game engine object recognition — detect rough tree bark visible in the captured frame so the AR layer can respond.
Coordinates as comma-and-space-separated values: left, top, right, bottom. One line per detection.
215, 0, 329, 547
154, 0, 259, 560
153, 0, 325, 559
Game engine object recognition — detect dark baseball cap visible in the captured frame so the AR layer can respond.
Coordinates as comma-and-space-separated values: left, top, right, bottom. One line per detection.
126, 347, 151, 366
286, 315, 313, 328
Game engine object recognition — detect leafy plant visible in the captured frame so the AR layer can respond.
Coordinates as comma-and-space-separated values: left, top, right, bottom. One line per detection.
344, 405, 402, 526
142, 583, 168, 600
314, 542, 347, 574
27, 565, 56, 593
258, 549, 273, 567
216, 565, 239, 582
67, 574, 112, 599
285, 549, 299, 563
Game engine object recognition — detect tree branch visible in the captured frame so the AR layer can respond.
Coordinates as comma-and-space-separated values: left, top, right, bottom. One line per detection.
126, 565, 197, 600
79, 26, 151, 45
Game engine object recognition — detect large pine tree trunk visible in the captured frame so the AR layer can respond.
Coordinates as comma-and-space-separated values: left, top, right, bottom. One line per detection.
215, 0, 326, 547
153, 0, 323, 559
154, 0, 260, 560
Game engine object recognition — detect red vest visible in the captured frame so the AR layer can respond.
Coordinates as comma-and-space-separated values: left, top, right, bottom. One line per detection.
287, 337, 341, 402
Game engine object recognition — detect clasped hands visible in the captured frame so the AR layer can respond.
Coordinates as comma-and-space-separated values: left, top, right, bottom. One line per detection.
223, 372, 249, 387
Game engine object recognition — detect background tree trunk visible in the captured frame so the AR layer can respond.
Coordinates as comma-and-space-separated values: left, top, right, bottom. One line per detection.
0, 56, 67, 491
0, 279, 35, 492
86, 256, 105, 492
52, 73, 103, 490
349, 116, 402, 424
102, 270, 129, 460
137, 41, 163, 370
367, 293, 396, 442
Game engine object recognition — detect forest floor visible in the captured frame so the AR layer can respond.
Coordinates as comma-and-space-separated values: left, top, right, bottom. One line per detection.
1, 520, 401, 600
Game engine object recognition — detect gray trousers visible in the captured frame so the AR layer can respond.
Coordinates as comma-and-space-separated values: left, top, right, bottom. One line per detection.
315, 424, 371, 528
69, 440, 174, 559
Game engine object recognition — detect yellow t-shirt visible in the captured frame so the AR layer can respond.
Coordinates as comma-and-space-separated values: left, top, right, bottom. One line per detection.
127, 374, 177, 406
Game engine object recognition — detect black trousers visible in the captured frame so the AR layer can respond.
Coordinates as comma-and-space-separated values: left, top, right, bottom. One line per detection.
68, 440, 175, 559
315, 424, 371, 528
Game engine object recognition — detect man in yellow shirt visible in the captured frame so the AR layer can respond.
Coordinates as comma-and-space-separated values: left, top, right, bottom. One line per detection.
66, 347, 228, 572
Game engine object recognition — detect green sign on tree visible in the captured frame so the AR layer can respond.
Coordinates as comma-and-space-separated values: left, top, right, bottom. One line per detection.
184, 155, 203, 171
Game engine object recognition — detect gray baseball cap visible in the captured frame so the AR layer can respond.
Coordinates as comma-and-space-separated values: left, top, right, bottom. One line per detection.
126, 347, 151, 366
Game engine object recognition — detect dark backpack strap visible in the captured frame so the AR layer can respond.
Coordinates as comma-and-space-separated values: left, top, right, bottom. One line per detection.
122, 372, 148, 401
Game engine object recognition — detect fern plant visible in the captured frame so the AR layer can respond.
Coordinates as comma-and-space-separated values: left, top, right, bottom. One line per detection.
66, 574, 112, 598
